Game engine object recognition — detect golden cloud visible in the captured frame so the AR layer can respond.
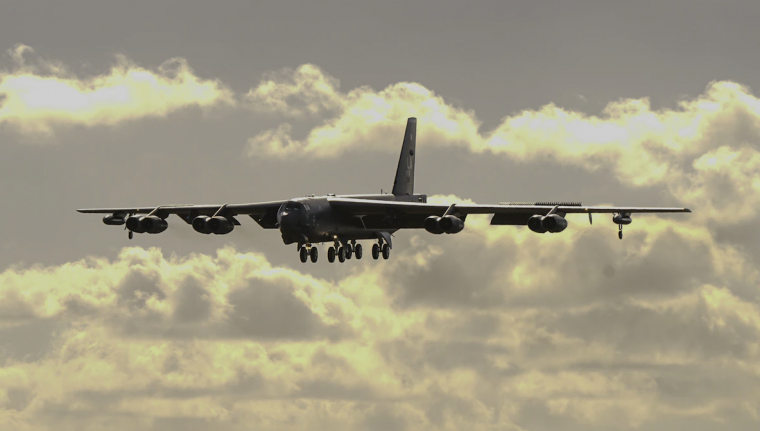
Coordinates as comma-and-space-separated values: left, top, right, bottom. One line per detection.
1, 204, 759, 429
0, 45, 234, 137
246, 66, 760, 224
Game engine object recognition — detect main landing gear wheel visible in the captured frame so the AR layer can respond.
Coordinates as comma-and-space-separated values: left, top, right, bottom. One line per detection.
372, 244, 380, 260
328, 247, 336, 263
310, 247, 318, 263
338, 247, 346, 263
345, 243, 353, 259
354, 244, 363, 259
382, 243, 391, 260
300, 247, 308, 263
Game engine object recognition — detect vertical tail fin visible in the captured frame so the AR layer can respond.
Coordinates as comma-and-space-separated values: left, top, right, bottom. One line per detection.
392, 117, 417, 196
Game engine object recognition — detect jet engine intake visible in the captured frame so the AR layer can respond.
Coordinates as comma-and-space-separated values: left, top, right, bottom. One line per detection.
541, 214, 568, 233
207, 216, 234, 235
139, 215, 168, 234
192, 216, 212, 234
126, 215, 146, 233
424, 215, 464, 234
528, 214, 568, 233
424, 216, 444, 234
613, 212, 632, 225
103, 214, 126, 226
527, 215, 547, 233
438, 215, 465, 234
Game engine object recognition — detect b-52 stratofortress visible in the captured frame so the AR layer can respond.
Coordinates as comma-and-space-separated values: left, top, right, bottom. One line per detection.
79, 118, 692, 263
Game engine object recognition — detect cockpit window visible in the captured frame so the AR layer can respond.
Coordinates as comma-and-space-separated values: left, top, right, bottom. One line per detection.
283, 202, 304, 211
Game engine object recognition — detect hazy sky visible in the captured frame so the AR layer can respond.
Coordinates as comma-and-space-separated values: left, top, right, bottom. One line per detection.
1, 1, 760, 430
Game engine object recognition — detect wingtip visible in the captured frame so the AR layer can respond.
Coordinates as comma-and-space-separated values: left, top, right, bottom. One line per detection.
684, 208, 692, 213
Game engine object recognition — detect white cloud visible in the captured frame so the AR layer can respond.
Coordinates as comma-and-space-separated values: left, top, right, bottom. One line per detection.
0, 45, 235, 137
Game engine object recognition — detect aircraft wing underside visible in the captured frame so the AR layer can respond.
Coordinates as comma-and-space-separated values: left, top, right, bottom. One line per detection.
77, 201, 286, 228
327, 197, 691, 225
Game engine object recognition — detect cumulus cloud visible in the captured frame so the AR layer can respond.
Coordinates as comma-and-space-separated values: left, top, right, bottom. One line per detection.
0, 44, 234, 137
245, 65, 760, 224
1, 205, 759, 429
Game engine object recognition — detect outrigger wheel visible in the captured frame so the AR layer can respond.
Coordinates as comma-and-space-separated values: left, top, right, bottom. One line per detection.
128, 231, 133, 240
618, 224, 623, 240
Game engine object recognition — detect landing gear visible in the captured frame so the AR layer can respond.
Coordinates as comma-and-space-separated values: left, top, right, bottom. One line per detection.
345, 243, 353, 259
299, 247, 308, 262
128, 231, 133, 240
354, 243, 363, 259
328, 247, 336, 263
338, 247, 346, 263
310, 247, 318, 262
372, 243, 380, 260
618, 224, 623, 240
382, 243, 391, 259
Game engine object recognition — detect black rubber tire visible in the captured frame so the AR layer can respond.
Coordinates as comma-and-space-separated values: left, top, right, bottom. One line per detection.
310, 247, 318, 262
372, 244, 380, 260
618, 230, 623, 240
300, 247, 308, 263
382, 243, 390, 260
129, 231, 133, 240
354, 244, 363, 259
338, 247, 346, 263
328, 247, 336, 263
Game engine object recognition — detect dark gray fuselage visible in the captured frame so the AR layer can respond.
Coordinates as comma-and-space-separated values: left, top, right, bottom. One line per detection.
277, 193, 428, 245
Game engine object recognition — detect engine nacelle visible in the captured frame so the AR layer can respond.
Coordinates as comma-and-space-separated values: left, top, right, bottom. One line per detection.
192, 216, 212, 234
438, 215, 465, 234
103, 214, 126, 226
126, 215, 146, 233
528, 214, 568, 233
541, 214, 568, 233
207, 216, 234, 235
613, 212, 632, 225
527, 215, 547, 233
424, 216, 444, 234
138, 215, 168, 234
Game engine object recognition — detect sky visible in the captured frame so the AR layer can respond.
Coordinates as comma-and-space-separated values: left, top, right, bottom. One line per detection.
1, 0, 760, 430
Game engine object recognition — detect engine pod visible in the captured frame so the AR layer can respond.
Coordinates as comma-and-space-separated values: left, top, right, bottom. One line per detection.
527, 215, 547, 233
139, 215, 168, 234
424, 216, 444, 234
103, 214, 126, 226
207, 216, 234, 235
438, 215, 464, 234
192, 216, 212, 234
541, 214, 568, 233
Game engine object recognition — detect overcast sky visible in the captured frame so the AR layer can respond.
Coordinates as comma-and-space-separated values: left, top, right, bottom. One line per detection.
1, 1, 760, 430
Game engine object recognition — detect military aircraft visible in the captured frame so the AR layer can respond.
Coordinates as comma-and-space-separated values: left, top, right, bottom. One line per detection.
78, 118, 691, 263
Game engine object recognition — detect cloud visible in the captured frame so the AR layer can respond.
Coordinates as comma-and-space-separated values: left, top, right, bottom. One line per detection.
2, 204, 759, 429
0, 45, 235, 137
245, 65, 760, 224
